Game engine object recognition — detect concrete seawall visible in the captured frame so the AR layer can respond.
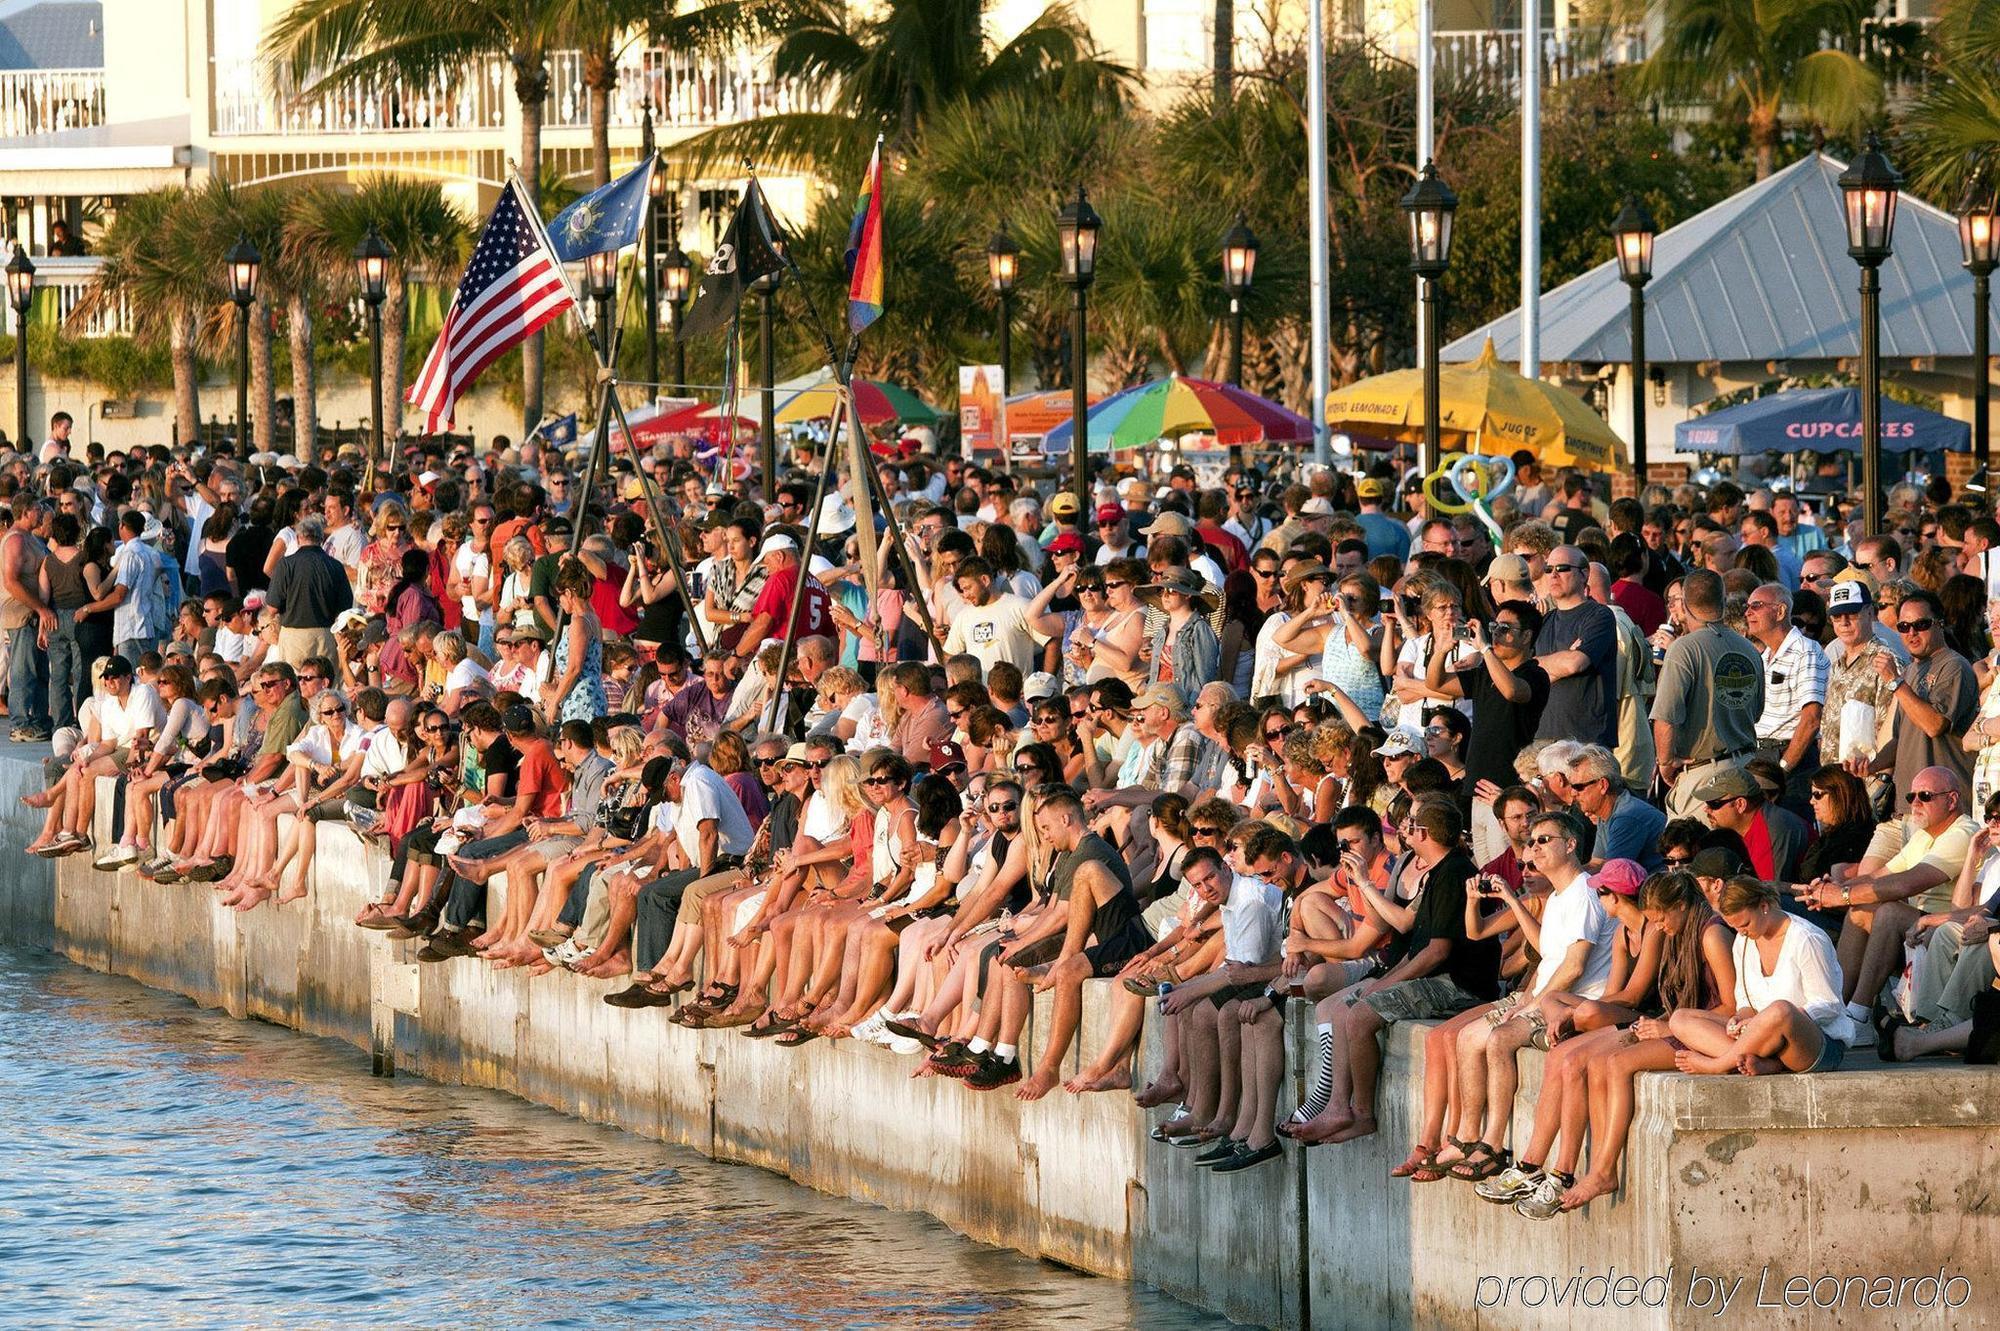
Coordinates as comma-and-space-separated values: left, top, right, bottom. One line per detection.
5, 758, 1997, 1329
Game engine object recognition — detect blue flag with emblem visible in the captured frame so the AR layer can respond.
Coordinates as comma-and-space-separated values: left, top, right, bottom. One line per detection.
538, 413, 578, 448
547, 158, 656, 262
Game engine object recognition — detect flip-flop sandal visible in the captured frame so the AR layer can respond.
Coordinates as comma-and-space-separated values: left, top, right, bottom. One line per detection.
745, 1015, 796, 1039
1390, 1145, 1439, 1179
774, 1029, 820, 1048
1409, 1150, 1454, 1183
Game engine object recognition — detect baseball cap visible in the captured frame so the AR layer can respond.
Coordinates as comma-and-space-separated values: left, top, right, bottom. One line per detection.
1356, 477, 1387, 500
417, 470, 441, 488
927, 739, 967, 774
1142, 511, 1194, 538
1023, 670, 1060, 702
99, 653, 133, 679
757, 533, 799, 560
1170, 463, 1197, 481
1094, 503, 1125, 526
1691, 766, 1759, 804
1049, 492, 1082, 518
1486, 554, 1532, 588
1374, 725, 1424, 758
1826, 575, 1872, 613
1300, 496, 1336, 516
1592, 859, 1646, 897
1044, 532, 1085, 556
1132, 681, 1189, 716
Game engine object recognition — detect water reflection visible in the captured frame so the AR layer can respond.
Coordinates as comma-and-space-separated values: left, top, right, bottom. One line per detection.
0, 949, 1233, 1329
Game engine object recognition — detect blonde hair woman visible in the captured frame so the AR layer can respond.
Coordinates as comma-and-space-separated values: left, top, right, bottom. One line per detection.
432, 630, 492, 716
760, 752, 878, 1043
358, 499, 414, 615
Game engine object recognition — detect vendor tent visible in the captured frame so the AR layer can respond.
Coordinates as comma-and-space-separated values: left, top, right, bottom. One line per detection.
1673, 387, 1968, 455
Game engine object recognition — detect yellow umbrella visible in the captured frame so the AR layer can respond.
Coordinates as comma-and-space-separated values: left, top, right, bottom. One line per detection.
1325, 337, 1625, 471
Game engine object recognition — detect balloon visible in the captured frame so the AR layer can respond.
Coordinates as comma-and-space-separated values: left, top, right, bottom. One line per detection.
1445, 453, 1516, 543
1421, 452, 1473, 514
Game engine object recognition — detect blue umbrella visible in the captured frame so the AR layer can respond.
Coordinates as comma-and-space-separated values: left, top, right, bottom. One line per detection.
1673, 386, 1968, 455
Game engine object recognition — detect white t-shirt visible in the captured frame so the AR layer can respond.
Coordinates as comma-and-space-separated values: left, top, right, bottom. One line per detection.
454, 544, 493, 627
801, 789, 845, 843
359, 725, 407, 782
99, 683, 168, 749
1532, 871, 1616, 999
445, 657, 492, 697
673, 763, 757, 865
287, 720, 368, 769
842, 693, 891, 752
942, 592, 1048, 674
1220, 872, 1283, 964
326, 521, 365, 573
215, 626, 260, 665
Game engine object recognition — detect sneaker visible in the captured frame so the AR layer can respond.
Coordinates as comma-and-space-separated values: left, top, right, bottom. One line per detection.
1474, 1163, 1545, 1205
98, 843, 141, 867
1514, 1170, 1574, 1221
963, 1052, 1021, 1091
884, 1033, 922, 1056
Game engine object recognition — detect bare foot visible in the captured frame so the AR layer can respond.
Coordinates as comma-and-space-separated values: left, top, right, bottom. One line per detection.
1289, 1112, 1355, 1144
1065, 1066, 1133, 1094
1738, 1053, 1785, 1077
1674, 1048, 1737, 1076
1324, 1115, 1378, 1143
21, 790, 54, 809
231, 887, 274, 913
275, 880, 308, 904
1133, 1075, 1185, 1109
525, 959, 555, 977
1015, 1066, 1060, 1102
1560, 1171, 1619, 1211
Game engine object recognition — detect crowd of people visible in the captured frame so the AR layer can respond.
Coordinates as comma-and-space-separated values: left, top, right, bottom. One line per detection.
13, 415, 2000, 1205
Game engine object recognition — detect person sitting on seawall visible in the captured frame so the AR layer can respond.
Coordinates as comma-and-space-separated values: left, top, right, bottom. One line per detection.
1797, 764, 1975, 1035
1879, 790, 2000, 1062
1473, 868, 1736, 1218
247, 688, 395, 906
23, 653, 165, 859
1669, 875, 1855, 1077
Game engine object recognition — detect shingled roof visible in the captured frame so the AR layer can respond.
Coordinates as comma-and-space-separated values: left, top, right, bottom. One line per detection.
0, 2, 101, 71
1444, 151, 2000, 368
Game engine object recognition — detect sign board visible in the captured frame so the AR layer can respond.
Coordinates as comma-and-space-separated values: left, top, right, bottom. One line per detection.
958, 364, 1007, 456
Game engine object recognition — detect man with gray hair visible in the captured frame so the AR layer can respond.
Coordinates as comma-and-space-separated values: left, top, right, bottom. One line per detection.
1564, 744, 1666, 870
265, 514, 353, 667
1651, 569, 1765, 820
1743, 580, 1828, 808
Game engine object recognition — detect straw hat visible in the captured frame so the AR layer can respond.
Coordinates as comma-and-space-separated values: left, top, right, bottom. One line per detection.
1138, 567, 1218, 615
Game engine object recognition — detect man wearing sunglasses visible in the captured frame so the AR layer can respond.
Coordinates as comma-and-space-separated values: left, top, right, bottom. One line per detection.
1870, 587, 1976, 801
1688, 766, 1805, 884
1425, 601, 1548, 805
1532, 545, 1618, 749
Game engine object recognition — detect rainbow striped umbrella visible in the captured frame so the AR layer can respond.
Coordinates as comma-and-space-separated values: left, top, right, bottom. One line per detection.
773, 377, 942, 429
1040, 375, 1312, 453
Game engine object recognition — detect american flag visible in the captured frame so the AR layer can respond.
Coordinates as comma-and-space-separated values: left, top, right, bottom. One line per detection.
408, 179, 578, 433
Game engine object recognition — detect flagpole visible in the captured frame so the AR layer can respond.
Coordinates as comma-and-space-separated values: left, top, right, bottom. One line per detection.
600, 384, 712, 656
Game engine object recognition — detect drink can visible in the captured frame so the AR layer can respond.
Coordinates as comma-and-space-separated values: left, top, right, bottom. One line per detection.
1156, 981, 1174, 1010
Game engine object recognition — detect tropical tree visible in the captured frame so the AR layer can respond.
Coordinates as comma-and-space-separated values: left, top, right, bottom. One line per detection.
1896, 0, 2000, 199
69, 191, 210, 442
283, 179, 471, 442
265, 0, 570, 430
1639, 0, 1881, 179
677, 0, 1134, 182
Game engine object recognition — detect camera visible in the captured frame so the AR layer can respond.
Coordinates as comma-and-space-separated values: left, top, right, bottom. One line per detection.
1455, 624, 1475, 642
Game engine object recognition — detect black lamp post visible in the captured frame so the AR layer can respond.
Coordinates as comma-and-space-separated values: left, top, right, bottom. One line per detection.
642, 100, 666, 393
224, 232, 260, 449
987, 223, 1019, 395
1611, 194, 1657, 485
1838, 132, 1901, 533
661, 238, 690, 396
753, 265, 782, 492
6, 246, 33, 451
1220, 213, 1259, 387
585, 247, 618, 362
1400, 160, 1457, 480
1057, 185, 1101, 514
354, 225, 391, 477
1960, 179, 1999, 490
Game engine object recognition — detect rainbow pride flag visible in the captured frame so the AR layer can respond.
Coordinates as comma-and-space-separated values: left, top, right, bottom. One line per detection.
845, 139, 885, 334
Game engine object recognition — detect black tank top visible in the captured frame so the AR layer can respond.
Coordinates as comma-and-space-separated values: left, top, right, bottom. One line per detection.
1052, 832, 1146, 945
44, 547, 89, 611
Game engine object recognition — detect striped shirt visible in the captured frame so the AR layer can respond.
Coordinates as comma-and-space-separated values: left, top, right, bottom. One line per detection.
1755, 627, 1830, 743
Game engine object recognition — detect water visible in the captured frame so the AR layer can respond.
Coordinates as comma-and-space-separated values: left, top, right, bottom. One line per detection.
0, 947, 1233, 1330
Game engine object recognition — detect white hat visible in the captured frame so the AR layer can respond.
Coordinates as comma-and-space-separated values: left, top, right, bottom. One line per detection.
139, 514, 167, 544
1300, 496, 1336, 516
333, 608, 370, 635
1023, 670, 1060, 702
1373, 725, 1424, 758
816, 492, 856, 534
418, 470, 441, 487
808, 554, 836, 578
758, 533, 799, 560
278, 455, 305, 471
249, 451, 278, 467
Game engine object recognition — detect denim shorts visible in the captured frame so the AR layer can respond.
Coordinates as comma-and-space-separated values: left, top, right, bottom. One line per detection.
1805, 1035, 1847, 1074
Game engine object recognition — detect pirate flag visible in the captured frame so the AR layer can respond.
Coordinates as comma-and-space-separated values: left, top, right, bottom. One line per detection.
679, 178, 787, 342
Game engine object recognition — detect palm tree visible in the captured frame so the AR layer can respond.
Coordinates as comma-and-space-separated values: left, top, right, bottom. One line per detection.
69, 191, 210, 443
678, 0, 1132, 182
1897, 0, 2000, 199
265, 0, 569, 430
284, 179, 471, 443
1640, 0, 1881, 179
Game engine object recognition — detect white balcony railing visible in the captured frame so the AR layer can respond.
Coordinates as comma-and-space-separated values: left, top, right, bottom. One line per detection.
1430, 27, 1649, 96
0, 68, 107, 138
8, 257, 127, 340
212, 56, 508, 136
213, 48, 825, 138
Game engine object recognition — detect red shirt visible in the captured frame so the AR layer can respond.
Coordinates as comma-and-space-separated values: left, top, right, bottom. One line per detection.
1611, 578, 1666, 638
514, 738, 569, 819
1197, 522, 1249, 574
749, 564, 831, 645
1744, 807, 1777, 882
591, 571, 638, 635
